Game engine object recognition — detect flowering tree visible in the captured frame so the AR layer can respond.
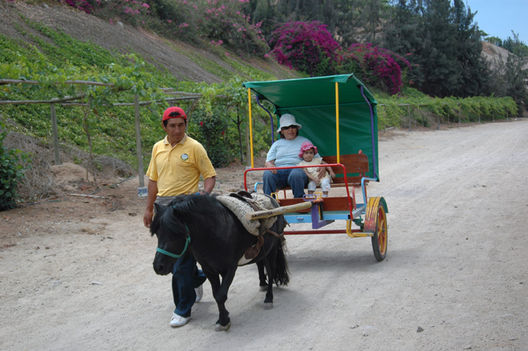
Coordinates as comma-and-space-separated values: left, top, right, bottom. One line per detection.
269, 21, 341, 76
268, 21, 408, 94
63, 0, 99, 13
196, 0, 268, 55
340, 43, 411, 95
63, 0, 151, 17
61, 2, 408, 94
62, 0, 267, 55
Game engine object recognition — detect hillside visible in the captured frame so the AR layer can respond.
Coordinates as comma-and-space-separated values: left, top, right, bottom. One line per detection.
2, 1, 521, 93
0, 1, 299, 82
481, 41, 528, 73
0, 1, 521, 206
0, 1, 304, 202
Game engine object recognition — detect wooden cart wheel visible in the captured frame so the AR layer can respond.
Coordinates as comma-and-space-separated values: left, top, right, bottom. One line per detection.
364, 197, 388, 262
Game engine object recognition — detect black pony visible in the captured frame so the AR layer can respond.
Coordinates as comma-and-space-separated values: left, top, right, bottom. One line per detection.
150, 193, 289, 331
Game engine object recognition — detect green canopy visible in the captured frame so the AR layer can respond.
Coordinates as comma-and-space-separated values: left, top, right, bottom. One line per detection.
243, 74, 379, 180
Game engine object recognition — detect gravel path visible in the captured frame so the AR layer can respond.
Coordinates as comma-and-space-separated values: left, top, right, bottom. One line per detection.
1, 120, 527, 351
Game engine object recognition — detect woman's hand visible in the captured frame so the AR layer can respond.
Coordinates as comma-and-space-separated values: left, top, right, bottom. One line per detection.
265, 160, 277, 174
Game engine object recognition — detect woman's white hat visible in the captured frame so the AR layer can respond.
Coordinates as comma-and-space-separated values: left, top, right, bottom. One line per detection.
277, 113, 302, 133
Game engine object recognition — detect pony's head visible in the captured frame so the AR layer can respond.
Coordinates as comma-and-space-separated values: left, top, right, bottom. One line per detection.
150, 196, 193, 275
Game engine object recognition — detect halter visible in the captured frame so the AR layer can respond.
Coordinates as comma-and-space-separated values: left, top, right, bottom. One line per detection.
156, 225, 191, 259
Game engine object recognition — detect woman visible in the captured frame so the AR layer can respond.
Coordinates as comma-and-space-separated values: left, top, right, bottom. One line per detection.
263, 114, 322, 198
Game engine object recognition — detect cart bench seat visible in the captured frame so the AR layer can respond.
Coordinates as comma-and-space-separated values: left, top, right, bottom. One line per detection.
322, 153, 369, 187
270, 153, 369, 196
273, 153, 368, 212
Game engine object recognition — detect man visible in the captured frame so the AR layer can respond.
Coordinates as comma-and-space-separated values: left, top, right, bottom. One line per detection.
143, 106, 216, 328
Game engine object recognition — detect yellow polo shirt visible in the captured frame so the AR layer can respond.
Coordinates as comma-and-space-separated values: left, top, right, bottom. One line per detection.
146, 135, 216, 196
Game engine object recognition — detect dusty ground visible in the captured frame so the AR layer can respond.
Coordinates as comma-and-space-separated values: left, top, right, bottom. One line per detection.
1, 120, 527, 350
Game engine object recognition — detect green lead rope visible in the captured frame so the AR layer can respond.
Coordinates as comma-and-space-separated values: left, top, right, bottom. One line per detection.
156, 227, 191, 259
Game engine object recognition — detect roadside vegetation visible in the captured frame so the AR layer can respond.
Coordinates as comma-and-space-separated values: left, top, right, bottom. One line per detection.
0, 0, 525, 206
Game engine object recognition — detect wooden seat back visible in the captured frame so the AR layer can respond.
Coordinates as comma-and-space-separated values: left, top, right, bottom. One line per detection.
323, 153, 369, 187
271, 154, 368, 213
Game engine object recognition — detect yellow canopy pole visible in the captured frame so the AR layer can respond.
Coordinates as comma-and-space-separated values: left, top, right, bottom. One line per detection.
335, 82, 340, 163
247, 88, 254, 168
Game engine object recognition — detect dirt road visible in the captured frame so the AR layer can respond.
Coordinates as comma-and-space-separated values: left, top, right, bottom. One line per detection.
1, 120, 527, 351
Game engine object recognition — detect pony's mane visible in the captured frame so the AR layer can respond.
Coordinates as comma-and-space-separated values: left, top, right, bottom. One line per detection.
150, 195, 190, 236
170, 194, 222, 217
151, 194, 226, 237
150, 207, 162, 236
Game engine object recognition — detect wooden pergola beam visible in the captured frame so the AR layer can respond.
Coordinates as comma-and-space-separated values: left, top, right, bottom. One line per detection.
0, 79, 212, 194
0, 79, 114, 87
0, 95, 86, 105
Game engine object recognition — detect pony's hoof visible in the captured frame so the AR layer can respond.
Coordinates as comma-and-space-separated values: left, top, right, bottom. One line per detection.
259, 285, 267, 292
215, 322, 231, 332
263, 302, 273, 310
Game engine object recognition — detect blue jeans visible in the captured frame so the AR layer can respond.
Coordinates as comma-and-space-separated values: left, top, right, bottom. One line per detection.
263, 168, 307, 198
172, 254, 207, 317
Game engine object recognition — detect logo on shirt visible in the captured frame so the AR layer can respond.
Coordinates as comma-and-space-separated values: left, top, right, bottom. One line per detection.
181, 153, 189, 161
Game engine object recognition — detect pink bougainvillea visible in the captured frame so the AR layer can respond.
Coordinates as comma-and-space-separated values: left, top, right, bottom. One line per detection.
63, 0, 149, 17
198, 0, 267, 55
345, 43, 411, 95
63, 0, 268, 55
269, 21, 409, 94
269, 21, 341, 76
64, 0, 101, 13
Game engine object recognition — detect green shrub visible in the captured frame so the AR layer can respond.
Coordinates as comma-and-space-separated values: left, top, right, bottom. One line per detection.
377, 94, 518, 129
0, 125, 29, 210
190, 105, 231, 168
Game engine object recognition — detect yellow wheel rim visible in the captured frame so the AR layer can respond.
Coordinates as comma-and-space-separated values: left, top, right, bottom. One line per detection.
376, 206, 387, 255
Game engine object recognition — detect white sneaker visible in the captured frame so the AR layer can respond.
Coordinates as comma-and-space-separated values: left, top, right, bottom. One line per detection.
195, 285, 203, 303
170, 313, 190, 328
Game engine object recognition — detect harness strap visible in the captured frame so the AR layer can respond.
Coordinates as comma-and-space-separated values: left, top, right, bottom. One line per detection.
244, 235, 264, 260
156, 231, 191, 259
265, 229, 285, 241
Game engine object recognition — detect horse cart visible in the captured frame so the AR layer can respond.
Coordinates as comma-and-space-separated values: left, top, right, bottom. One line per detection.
151, 74, 388, 331
242, 74, 389, 261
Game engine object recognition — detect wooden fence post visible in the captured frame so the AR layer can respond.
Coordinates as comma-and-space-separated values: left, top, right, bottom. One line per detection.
50, 103, 61, 165
407, 105, 411, 131
134, 94, 145, 190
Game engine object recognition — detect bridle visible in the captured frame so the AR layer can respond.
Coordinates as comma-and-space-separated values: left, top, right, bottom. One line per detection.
156, 224, 191, 259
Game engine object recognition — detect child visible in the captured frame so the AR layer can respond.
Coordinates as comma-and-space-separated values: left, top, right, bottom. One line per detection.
298, 141, 335, 197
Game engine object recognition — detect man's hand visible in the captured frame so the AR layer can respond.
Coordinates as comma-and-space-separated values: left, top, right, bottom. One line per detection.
143, 179, 158, 228
143, 208, 153, 228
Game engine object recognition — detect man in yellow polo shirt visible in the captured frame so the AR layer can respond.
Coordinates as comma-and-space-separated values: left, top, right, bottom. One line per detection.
143, 106, 216, 328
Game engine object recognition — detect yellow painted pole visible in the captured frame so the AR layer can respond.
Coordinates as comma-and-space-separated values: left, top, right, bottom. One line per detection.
335, 82, 340, 163
247, 88, 254, 168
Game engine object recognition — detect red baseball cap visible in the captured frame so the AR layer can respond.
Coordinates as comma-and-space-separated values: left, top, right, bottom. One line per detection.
162, 106, 187, 121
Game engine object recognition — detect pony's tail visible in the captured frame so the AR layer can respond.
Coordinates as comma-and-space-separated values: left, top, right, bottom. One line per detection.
272, 240, 289, 286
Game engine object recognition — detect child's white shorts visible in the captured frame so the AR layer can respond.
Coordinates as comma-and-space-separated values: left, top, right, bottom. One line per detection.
308, 177, 331, 192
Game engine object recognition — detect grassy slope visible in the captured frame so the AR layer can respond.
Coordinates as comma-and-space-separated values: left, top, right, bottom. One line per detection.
0, 2, 519, 173
0, 1, 301, 169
